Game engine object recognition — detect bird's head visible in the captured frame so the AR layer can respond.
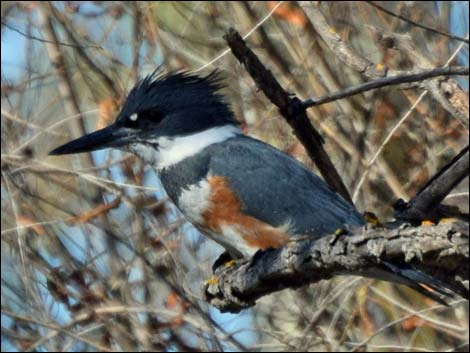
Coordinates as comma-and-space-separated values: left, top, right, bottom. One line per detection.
49, 70, 240, 168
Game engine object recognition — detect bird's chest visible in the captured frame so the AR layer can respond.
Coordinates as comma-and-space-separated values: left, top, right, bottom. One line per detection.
158, 154, 210, 206
176, 179, 213, 226
161, 171, 291, 258
173, 177, 256, 257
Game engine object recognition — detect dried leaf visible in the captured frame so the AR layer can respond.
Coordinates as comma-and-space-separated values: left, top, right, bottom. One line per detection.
268, 1, 307, 28
68, 197, 121, 225
17, 215, 46, 236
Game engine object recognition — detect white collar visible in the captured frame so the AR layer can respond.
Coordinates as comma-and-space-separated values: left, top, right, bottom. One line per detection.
128, 124, 241, 170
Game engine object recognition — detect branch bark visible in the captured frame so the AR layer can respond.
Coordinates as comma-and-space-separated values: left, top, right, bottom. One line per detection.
204, 221, 469, 313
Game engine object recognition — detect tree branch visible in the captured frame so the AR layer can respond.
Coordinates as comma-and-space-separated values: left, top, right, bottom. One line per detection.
395, 145, 469, 222
204, 221, 469, 313
223, 28, 354, 205
298, 1, 386, 79
301, 66, 469, 108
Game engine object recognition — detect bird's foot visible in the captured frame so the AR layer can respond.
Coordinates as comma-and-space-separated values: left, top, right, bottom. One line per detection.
212, 251, 235, 274
363, 211, 385, 227
205, 276, 219, 286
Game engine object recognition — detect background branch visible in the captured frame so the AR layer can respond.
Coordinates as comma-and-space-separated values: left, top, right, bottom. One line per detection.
204, 221, 469, 313
370, 27, 470, 128
365, 1, 469, 44
298, 1, 469, 128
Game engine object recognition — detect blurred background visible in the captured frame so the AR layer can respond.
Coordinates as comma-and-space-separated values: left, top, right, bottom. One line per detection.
1, 1, 468, 351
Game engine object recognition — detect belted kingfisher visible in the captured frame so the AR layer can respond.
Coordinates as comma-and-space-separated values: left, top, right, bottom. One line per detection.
50, 70, 452, 303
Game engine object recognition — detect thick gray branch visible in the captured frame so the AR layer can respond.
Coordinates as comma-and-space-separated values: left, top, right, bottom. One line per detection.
395, 145, 469, 221
204, 221, 469, 313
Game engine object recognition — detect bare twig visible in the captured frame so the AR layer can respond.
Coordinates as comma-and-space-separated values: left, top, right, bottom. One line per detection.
1, 20, 102, 49
365, 1, 469, 44
223, 27, 354, 205
1, 308, 113, 352
194, 1, 284, 72
37, 4, 97, 171
301, 66, 469, 108
297, 1, 385, 79
204, 221, 469, 313
44, 2, 120, 97
36, 5, 87, 140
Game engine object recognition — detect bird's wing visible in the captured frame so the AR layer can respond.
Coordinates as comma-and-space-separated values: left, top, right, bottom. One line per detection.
206, 135, 364, 238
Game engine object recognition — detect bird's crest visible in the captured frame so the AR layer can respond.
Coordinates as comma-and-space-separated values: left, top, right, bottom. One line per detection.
117, 69, 238, 131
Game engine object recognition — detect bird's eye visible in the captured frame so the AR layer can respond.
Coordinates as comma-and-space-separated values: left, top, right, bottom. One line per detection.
136, 109, 164, 124
121, 113, 139, 128
120, 109, 164, 128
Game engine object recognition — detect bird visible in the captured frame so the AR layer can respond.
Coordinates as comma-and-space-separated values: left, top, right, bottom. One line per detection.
50, 70, 453, 304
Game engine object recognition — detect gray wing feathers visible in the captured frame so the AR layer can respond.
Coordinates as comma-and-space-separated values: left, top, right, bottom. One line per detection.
207, 136, 364, 237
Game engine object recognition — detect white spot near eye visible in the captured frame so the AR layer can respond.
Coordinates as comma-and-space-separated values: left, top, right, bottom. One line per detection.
129, 113, 138, 121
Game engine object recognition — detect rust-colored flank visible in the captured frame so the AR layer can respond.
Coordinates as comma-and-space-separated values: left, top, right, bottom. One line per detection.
203, 176, 290, 250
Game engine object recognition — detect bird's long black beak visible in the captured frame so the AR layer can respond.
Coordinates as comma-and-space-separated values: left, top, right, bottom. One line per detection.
49, 124, 133, 155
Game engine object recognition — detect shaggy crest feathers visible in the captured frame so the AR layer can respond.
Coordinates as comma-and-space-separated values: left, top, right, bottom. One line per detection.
117, 69, 239, 132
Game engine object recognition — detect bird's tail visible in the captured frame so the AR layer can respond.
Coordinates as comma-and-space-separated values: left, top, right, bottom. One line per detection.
381, 261, 455, 305
359, 262, 455, 305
